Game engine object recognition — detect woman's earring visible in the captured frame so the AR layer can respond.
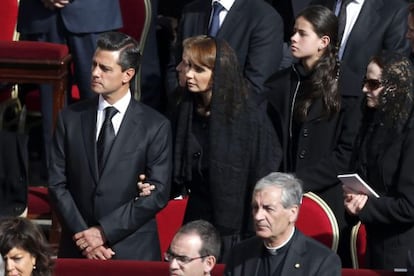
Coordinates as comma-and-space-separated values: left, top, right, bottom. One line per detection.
33, 265, 37, 270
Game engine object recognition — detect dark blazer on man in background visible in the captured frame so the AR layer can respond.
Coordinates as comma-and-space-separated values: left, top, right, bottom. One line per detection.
17, 0, 122, 35
224, 230, 341, 276
48, 97, 172, 260
311, 0, 410, 96
17, 0, 123, 100
172, 0, 284, 96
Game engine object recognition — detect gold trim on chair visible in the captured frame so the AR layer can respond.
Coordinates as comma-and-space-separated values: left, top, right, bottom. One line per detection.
134, 0, 152, 102
350, 221, 364, 268
303, 192, 340, 252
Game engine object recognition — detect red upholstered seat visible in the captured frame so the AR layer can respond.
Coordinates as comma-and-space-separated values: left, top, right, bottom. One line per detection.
118, 0, 152, 100
341, 268, 405, 276
0, 1, 22, 129
52, 259, 402, 276
0, 41, 69, 59
351, 221, 367, 268
119, 0, 150, 43
296, 192, 339, 251
27, 186, 51, 219
156, 198, 188, 257
53, 259, 226, 276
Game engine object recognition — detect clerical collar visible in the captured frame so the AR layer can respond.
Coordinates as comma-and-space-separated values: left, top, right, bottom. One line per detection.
264, 227, 295, 255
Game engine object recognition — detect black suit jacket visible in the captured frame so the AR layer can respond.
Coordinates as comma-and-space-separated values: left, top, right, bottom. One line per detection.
356, 125, 414, 269
48, 97, 172, 260
173, 0, 284, 95
311, 0, 410, 96
225, 230, 341, 276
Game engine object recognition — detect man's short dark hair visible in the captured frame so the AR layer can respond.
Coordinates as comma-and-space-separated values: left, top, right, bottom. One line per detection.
176, 220, 221, 259
96, 31, 140, 72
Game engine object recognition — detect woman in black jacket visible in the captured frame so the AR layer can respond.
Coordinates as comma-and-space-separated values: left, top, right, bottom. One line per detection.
344, 52, 414, 269
265, 5, 362, 264
172, 35, 281, 258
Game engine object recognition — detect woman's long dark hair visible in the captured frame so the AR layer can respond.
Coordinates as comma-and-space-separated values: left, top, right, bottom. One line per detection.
371, 52, 414, 131
351, 52, 414, 182
294, 5, 340, 122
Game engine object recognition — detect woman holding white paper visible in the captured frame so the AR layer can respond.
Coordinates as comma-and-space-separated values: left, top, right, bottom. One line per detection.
344, 51, 414, 270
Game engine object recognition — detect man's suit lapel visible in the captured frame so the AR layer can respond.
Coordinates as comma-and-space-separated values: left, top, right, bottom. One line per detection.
100, 100, 143, 178
342, 0, 382, 59
217, 0, 245, 38
243, 237, 263, 276
81, 100, 99, 184
281, 231, 307, 275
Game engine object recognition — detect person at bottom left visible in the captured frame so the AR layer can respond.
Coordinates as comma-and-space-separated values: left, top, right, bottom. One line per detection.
0, 217, 53, 276
165, 220, 221, 276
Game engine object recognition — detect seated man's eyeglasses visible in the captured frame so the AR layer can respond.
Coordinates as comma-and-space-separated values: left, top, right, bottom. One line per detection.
164, 250, 209, 265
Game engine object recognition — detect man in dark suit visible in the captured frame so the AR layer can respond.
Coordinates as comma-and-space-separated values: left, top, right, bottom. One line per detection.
168, 0, 284, 96
17, 0, 123, 180
311, 0, 410, 96
48, 32, 172, 260
224, 172, 341, 276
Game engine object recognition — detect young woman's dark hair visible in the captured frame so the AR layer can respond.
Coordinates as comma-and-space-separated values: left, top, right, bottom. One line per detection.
294, 5, 340, 122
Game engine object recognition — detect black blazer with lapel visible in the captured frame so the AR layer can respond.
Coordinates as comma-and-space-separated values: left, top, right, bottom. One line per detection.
311, 0, 410, 96
356, 126, 414, 269
224, 231, 341, 276
175, 0, 284, 94
48, 97, 172, 260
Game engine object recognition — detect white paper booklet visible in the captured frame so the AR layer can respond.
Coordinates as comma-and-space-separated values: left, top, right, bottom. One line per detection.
338, 173, 380, 198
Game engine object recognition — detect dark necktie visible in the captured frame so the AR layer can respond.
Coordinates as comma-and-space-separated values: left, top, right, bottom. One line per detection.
209, 1, 225, 37
97, 106, 118, 174
337, 0, 352, 43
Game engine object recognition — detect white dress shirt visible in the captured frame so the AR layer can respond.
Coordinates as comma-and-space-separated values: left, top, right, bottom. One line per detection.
96, 91, 131, 140
335, 0, 365, 59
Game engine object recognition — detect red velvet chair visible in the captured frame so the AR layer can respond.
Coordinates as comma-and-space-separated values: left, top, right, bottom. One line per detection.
0, 41, 71, 248
0, 0, 21, 130
0, 41, 71, 126
341, 268, 406, 276
52, 259, 405, 276
53, 259, 226, 276
296, 192, 340, 252
27, 186, 51, 219
118, 0, 152, 100
350, 221, 367, 269
156, 198, 188, 257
